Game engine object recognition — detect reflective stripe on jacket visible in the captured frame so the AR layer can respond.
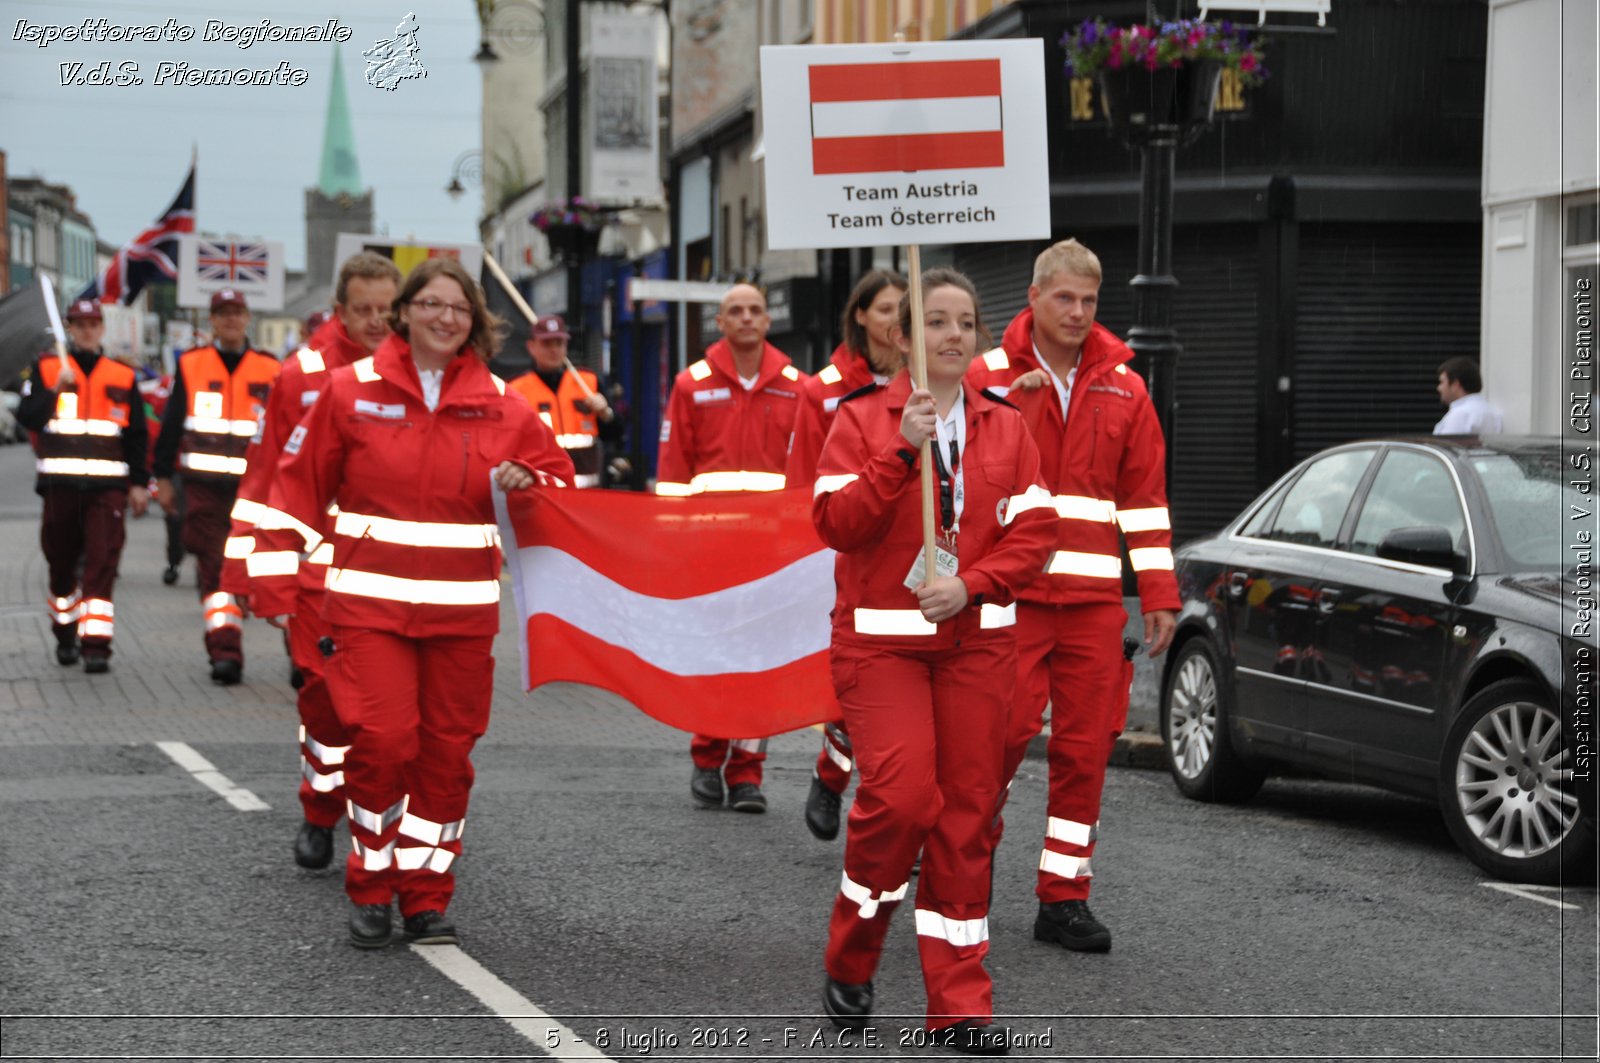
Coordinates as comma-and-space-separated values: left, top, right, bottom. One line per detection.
965, 312, 1180, 613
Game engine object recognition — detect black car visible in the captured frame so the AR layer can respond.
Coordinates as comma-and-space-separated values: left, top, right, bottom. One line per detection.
1160, 436, 1595, 883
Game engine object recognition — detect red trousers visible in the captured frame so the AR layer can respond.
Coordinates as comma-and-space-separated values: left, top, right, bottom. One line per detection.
289, 593, 349, 828
1002, 601, 1133, 904
41, 486, 128, 656
323, 625, 494, 916
690, 734, 765, 787
183, 479, 242, 664
823, 640, 1011, 1029
814, 721, 854, 794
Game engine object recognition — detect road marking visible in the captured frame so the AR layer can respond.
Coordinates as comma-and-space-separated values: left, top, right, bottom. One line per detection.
154, 741, 270, 812
1481, 881, 1581, 910
411, 944, 614, 1059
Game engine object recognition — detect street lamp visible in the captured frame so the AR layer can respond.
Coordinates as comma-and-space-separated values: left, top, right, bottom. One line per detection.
446, 150, 483, 201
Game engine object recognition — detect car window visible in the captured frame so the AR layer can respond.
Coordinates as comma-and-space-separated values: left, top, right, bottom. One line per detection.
1472, 451, 1580, 570
1349, 449, 1466, 558
1237, 479, 1290, 538
1260, 449, 1373, 548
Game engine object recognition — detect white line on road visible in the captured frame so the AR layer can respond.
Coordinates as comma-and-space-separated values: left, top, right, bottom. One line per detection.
410, 943, 615, 1060
1481, 881, 1582, 910
154, 741, 270, 812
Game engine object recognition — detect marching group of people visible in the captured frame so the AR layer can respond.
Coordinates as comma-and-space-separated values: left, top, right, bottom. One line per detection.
17, 236, 1179, 1055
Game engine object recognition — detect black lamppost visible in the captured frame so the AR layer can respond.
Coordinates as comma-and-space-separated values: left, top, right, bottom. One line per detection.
565, 0, 583, 337
1098, 60, 1223, 451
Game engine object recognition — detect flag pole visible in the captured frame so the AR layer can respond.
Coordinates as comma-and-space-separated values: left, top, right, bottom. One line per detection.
39, 274, 69, 373
482, 251, 597, 400
905, 245, 938, 579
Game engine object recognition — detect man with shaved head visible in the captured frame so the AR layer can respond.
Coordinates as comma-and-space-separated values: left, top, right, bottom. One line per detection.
657, 282, 809, 814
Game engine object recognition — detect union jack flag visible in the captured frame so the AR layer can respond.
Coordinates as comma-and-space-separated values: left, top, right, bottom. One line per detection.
196, 240, 270, 285
77, 164, 195, 305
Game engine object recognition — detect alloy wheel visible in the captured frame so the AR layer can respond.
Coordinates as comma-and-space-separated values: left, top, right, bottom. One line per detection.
1168, 651, 1217, 781
1454, 700, 1579, 859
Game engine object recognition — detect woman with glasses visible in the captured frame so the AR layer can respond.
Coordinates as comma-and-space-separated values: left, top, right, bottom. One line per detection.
260, 257, 573, 949
810, 269, 1054, 1054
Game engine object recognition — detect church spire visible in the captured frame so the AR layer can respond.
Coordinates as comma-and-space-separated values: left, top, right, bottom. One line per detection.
318, 45, 362, 197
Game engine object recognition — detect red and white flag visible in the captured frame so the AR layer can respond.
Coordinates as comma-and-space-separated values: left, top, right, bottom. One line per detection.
495, 487, 840, 738
808, 58, 1005, 175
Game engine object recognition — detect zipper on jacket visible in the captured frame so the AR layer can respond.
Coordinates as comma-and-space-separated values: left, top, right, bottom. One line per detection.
459, 431, 472, 495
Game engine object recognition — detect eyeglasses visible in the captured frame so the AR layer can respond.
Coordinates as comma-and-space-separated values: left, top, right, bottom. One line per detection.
410, 297, 473, 319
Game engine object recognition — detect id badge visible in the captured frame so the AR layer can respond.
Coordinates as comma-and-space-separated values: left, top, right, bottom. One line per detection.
903, 534, 959, 591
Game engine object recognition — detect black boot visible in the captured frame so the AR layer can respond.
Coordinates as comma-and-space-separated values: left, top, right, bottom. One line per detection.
348, 902, 392, 949
1034, 899, 1111, 952
804, 775, 842, 840
822, 977, 873, 1030
210, 659, 242, 685
690, 767, 724, 807
293, 821, 334, 869
403, 909, 458, 945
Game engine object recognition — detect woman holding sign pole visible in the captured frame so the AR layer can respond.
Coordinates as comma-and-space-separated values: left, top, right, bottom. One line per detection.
810, 269, 1054, 1053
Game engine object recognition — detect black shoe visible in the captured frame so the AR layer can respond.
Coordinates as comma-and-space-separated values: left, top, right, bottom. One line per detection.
727, 782, 767, 814
55, 643, 80, 666
82, 653, 110, 674
289, 667, 305, 690
210, 659, 242, 686
804, 775, 842, 840
348, 903, 392, 949
161, 565, 180, 586
403, 909, 458, 945
691, 767, 724, 807
822, 977, 873, 1030
1034, 899, 1111, 952
934, 1021, 1011, 1056
293, 821, 334, 870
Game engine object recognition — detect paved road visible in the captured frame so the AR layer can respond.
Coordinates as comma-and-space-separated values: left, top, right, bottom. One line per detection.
0, 440, 1594, 1061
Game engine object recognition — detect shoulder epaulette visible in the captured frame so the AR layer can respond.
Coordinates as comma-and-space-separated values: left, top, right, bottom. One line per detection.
836, 382, 878, 406
981, 348, 1009, 371
818, 364, 844, 386
981, 387, 1019, 410
781, 364, 801, 382
688, 359, 712, 381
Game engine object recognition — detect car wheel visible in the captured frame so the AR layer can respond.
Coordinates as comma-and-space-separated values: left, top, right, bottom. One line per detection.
1439, 678, 1595, 884
1161, 637, 1265, 803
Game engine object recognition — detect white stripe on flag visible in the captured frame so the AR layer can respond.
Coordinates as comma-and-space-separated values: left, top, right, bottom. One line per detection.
512, 545, 834, 678
811, 96, 1001, 139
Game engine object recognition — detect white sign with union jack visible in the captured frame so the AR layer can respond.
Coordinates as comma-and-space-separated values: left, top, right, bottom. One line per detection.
177, 235, 286, 310
760, 40, 1050, 250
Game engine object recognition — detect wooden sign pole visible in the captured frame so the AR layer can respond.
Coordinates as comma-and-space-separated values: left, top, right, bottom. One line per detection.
905, 246, 937, 580
483, 251, 597, 400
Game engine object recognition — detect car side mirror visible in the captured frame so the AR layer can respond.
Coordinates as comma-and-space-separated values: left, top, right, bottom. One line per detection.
1377, 526, 1462, 572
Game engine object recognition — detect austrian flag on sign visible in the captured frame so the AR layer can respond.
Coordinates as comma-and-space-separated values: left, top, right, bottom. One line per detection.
809, 59, 1005, 175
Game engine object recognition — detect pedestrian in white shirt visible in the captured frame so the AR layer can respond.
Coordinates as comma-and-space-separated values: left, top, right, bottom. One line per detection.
1433, 356, 1504, 435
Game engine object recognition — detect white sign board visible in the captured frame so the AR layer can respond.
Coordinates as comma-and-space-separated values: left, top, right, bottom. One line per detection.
589, 10, 661, 203
177, 235, 287, 311
760, 40, 1051, 250
627, 278, 729, 304
99, 303, 142, 361
332, 234, 485, 282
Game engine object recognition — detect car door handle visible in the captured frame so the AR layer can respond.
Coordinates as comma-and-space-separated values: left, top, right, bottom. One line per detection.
1317, 588, 1341, 614
1228, 571, 1249, 598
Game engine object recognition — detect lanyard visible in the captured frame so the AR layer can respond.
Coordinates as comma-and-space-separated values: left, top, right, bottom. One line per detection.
930, 435, 960, 531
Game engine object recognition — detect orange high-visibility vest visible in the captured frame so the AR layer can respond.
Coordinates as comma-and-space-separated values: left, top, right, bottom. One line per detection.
508, 367, 602, 487
177, 346, 280, 481
35, 354, 137, 484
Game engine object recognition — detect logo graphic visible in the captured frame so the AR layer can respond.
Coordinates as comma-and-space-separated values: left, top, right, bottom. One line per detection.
364, 13, 426, 91
196, 241, 270, 285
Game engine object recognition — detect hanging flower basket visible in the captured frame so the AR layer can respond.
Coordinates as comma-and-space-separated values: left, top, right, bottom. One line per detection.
1062, 19, 1266, 146
1098, 60, 1223, 145
541, 222, 601, 264
529, 197, 604, 264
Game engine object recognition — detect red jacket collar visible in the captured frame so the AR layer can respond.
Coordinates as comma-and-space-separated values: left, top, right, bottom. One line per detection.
308, 315, 369, 369
372, 335, 498, 407
1000, 308, 1134, 381
704, 338, 793, 388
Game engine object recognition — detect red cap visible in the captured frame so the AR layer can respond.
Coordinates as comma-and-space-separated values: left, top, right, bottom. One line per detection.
66, 298, 104, 321
305, 309, 333, 334
531, 314, 570, 339
210, 288, 249, 312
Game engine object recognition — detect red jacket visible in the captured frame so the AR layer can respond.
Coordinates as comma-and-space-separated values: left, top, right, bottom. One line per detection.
966, 310, 1180, 613
784, 343, 888, 486
253, 335, 574, 637
813, 373, 1055, 651
656, 339, 806, 494
222, 316, 369, 598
